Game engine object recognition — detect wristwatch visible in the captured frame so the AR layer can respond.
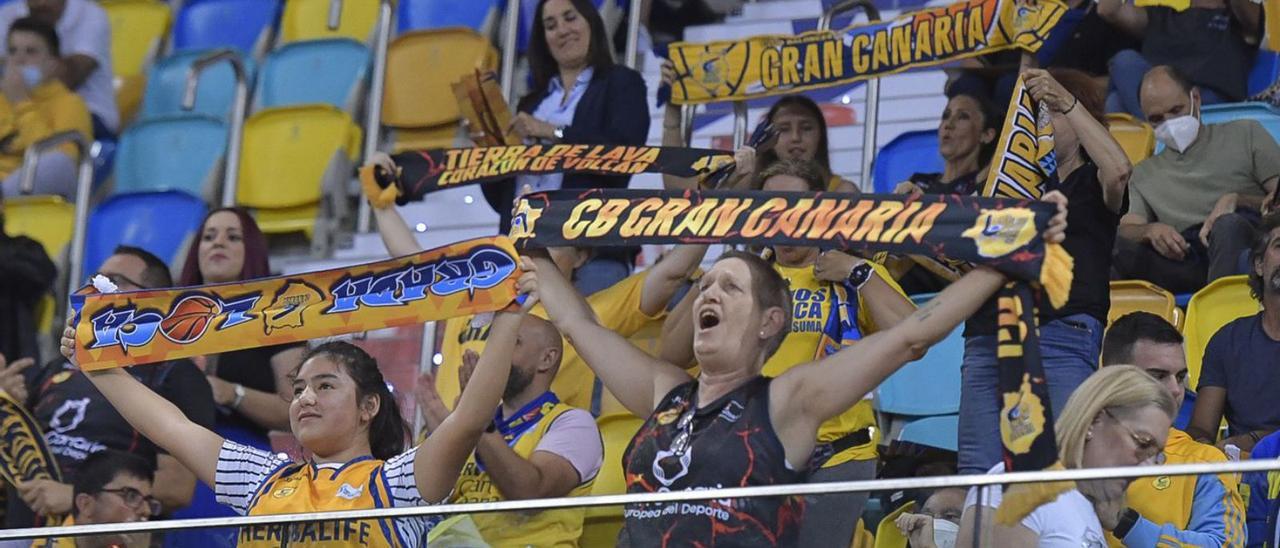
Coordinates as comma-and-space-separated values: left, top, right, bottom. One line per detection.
230, 383, 246, 410
846, 261, 874, 290
553, 126, 566, 140
1112, 508, 1140, 538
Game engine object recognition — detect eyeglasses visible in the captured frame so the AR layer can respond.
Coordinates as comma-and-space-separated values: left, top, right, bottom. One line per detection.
99, 487, 161, 516
1103, 408, 1165, 465
87, 272, 147, 291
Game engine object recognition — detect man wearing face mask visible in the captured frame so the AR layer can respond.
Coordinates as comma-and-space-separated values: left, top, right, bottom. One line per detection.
1187, 214, 1280, 456
895, 488, 965, 548
1114, 66, 1280, 294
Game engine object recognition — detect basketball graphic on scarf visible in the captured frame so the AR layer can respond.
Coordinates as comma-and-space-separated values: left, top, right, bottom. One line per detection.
160, 295, 220, 344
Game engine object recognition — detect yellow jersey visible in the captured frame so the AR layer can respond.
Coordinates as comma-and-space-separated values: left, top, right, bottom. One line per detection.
762, 260, 906, 466
215, 440, 433, 547
436, 272, 663, 415
452, 399, 597, 547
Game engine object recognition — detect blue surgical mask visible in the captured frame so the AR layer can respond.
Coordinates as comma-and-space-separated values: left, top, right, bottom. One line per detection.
20, 65, 42, 88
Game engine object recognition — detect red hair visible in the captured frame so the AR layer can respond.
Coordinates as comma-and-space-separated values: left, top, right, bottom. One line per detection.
179, 207, 271, 286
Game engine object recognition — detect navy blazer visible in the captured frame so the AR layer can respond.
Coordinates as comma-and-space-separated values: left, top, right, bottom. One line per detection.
482, 64, 650, 233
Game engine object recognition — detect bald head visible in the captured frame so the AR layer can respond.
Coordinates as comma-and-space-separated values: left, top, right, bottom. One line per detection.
520, 315, 563, 372
1140, 65, 1198, 126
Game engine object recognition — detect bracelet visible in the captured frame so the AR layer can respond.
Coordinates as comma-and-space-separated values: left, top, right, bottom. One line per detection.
1064, 97, 1079, 114
1250, 431, 1262, 442
1112, 508, 1140, 538
230, 383, 246, 410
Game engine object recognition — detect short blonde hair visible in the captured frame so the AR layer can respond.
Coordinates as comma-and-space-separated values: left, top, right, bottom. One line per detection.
1054, 365, 1176, 469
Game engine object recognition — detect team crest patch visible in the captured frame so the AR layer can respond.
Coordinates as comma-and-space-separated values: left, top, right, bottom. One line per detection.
336, 483, 364, 500
508, 201, 544, 242
1000, 373, 1046, 455
51, 371, 72, 384
1152, 476, 1171, 490
263, 280, 324, 335
963, 208, 1037, 258
272, 487, 296, 499
655, 408, 681, 426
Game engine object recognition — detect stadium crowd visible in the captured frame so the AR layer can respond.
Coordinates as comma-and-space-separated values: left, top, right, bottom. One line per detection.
0, 0, 1278, 546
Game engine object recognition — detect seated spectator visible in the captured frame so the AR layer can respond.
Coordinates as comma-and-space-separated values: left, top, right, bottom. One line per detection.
887, 90, 1000, 294
3, 246, 214, 529
1102, 311, 1246, 547
416, 316, 603, 546
1245, 429, 1280, 547
484, 0, 650, 295
0, 189, 55, 363
957, 68, 1131, 477
1099, 0, 1261, 117
1114, 66, 1280, 294
895, 487, 965, 548
660, 61, 859, 193
960, 366, 1175, 547
0, 17, 91, 200
0, 0, 117, 137
1188, 213, 1280, 453
31, 450, 159, 548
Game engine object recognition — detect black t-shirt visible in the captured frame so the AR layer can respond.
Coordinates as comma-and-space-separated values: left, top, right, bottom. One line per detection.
1143, 7, 1257, 101
620, 377, 804, 547
1042, 3, 1140, 77
5, 359, 216, 527
212, 343, 302, 438
964, 162, 1121, 336
909, 171, 981, 196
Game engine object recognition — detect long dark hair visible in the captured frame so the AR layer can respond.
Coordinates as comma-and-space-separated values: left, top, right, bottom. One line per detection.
297, 342, 408, 461
757, 95, 832, 174
521, 0, 614, 110
179, 207, 270, 286
943, 91, 1002, 167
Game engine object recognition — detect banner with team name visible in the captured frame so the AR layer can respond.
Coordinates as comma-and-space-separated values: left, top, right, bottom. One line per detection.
69, 238, 521, 371
667, 0, 1067, 105
982, 74, 1058, 200
360, 145, 734, 208
510, 189, 1072, 305
0, 392, 62, 486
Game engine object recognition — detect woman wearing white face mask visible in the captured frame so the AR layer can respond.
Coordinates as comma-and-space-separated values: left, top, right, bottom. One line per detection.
0, 16, 90, 200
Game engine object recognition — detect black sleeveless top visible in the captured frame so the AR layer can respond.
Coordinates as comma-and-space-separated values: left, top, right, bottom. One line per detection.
619, 376, 805, 547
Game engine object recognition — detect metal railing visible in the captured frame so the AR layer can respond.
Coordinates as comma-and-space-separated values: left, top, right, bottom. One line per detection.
820, 0, 881, 192
183, 49, 248, 208
327, 0, 343, 30
17, 131, 93, 301
356, 0, 394, 233
623, 0, 644, 69
500, 0, 521, 105
3, 459, 1276, 541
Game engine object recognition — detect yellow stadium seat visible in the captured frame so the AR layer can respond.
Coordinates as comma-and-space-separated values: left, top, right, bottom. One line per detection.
237, 104, 361, 238
280, 0, 379, 44
381, 28, 498, 151
102, 0, 170, 127
1105, 113, 1156, 165
874, 501, 916, 548
852, 518, 874, 548
5, 195, 74, 336
1108, 280, 1177, 327
579, 413, 643, 547
1172, 306, 1185, 331
1184, 275, 1258, 389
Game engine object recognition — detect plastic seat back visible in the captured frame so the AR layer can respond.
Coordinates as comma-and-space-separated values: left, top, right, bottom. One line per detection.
897, 415, 959, 451
872, 130, 943, 194
397, 0, 499, 34
1108, 280, 1177, 327
2, 195, 73, 259
1104, 113, 1155, 166
580, 413, 642, 546
256, 38, 370, 111
173, 0, 279, 54
1184, 275, 1258, 390
113, 114, 227, 199
141, 49, 257, 119
1200, 102, 1280, 143
874, 501, 916, 548
237, 104, 361, 235
280, 0, 379, 44
877, 294, 961, 416
382, 28, 499, 129
1249, 49, 1279, 97
83, 191, 208, 276
103, 0, 171, 79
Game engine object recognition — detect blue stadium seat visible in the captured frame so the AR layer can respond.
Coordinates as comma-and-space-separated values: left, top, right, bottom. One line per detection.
1199, 102, 1280, 142
91, 139, 116, 190
256, 38, 370, 111
872, 130, 943, 194
398, 0, 499, 33
898, 415, 959, 452
83, 191, 209, 277
140, 49, 257, 120
1249, 49, 1279, 97
113, 115, 227, 198
876, 293, 962, 416
172, 0, 280, 54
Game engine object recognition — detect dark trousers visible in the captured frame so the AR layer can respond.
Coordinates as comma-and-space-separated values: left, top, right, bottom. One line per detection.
1113, 212, 1258, 294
